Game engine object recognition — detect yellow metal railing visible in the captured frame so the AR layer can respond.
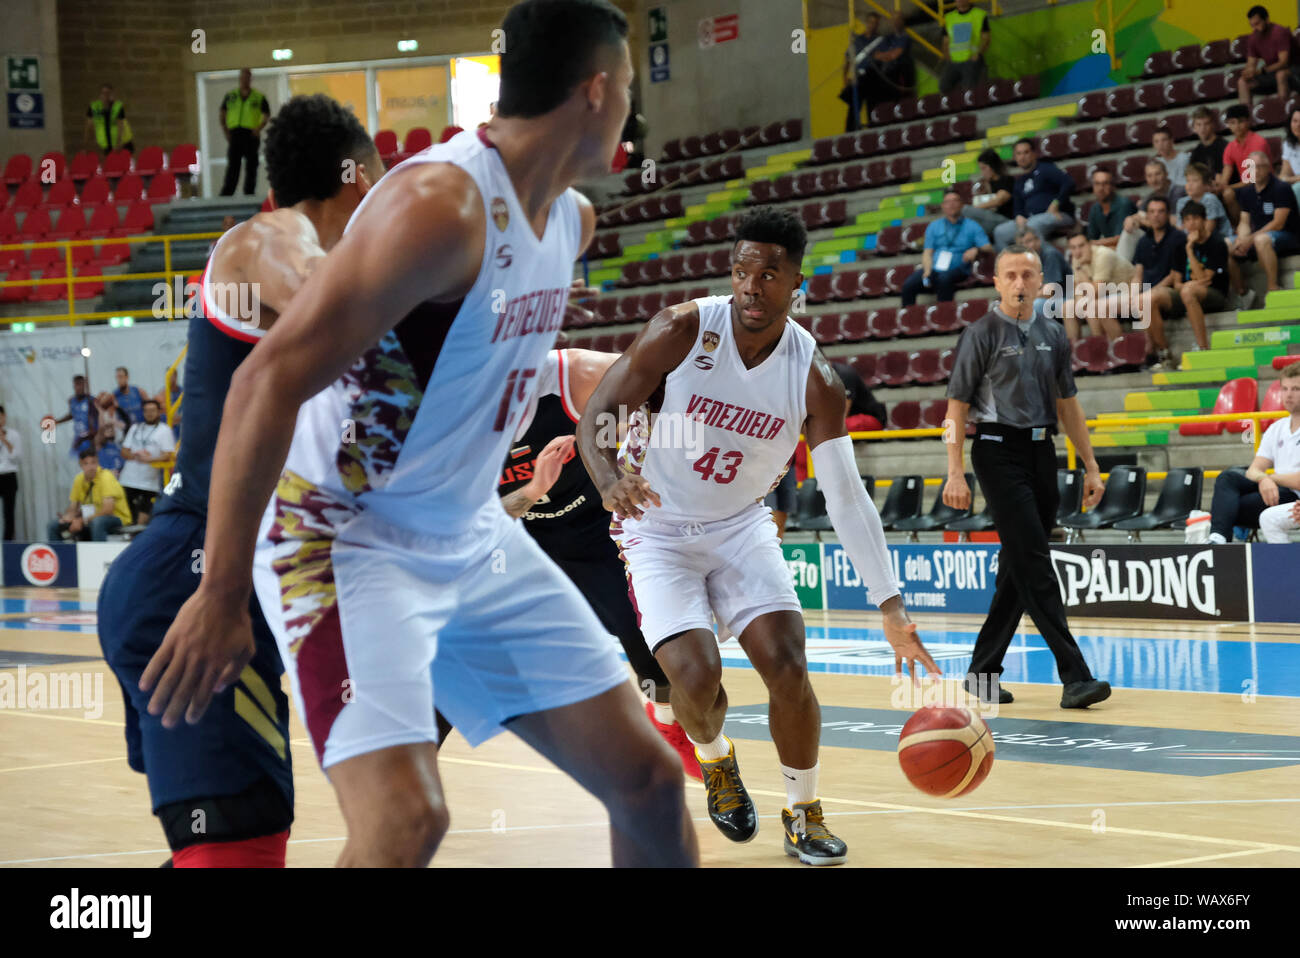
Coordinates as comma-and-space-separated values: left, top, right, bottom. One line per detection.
803, 409, 1291, 482
0, 231, 221, 326
158, 345, 187, 486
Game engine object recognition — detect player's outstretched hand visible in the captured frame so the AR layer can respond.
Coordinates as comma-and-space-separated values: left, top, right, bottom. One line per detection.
600, 474, 662, 521
882, 606, 941, 683
139, 587, 255, 728
529, 435, 575, 497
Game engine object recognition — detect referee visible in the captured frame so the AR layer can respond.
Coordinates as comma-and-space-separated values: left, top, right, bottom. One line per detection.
942, 244, 1113, 709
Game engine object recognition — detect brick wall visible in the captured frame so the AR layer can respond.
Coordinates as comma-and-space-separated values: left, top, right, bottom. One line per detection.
55, 0, 640, 155
57, 0, 190, 153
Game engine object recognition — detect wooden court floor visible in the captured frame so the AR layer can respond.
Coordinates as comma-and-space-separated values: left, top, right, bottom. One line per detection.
1, 588, 1297, 868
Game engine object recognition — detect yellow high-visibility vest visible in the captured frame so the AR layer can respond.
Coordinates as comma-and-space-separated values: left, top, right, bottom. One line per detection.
224, 88, 267, 131
89, 99, 133, 150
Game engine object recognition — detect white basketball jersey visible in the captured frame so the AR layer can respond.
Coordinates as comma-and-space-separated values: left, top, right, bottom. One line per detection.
270, 129, 584, 542
618, 295, 816, 526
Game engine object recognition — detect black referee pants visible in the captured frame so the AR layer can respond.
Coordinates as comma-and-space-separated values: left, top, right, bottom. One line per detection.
969, 427, 1093, 687
221, 129, 259, 196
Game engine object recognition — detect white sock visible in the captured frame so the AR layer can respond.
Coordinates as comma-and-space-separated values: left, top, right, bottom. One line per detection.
690, 732, 731, 761
781, 762, 819, 809
1208, 532, 1227, 544
651, 701, 675, 725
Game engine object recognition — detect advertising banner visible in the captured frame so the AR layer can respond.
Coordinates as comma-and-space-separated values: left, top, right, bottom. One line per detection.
2, 542, 78, 588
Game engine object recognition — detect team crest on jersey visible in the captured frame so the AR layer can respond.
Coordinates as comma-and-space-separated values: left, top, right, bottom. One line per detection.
496, 244, 513, 268
693, 355, 715, 370
702, 331, 720, 352
491, 197, 510, 231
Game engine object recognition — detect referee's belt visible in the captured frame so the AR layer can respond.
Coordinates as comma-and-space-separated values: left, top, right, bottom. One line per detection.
975, 422, 1057, 442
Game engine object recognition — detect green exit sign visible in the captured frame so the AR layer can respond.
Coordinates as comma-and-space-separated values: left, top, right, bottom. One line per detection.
649, 7, 668, 44
7, 57, 39, 90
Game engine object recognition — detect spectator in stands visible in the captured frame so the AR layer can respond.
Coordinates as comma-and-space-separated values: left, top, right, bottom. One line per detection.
1152, 125, 1188, 187
965, 148, 1014, 239
1237, 4, 1300, 108
46, 447, 132, 543
1177, 201, 1226, 352
1232, 150, 1300, 292
939, 0, 990, 94
94, 422, 124, 475
1116, 161, 1185, 262
1258, 497, 1300, 541
0, 406, 20, 541
841, 13, 884, 132
1176, 163, 1231, 237
1276, 107, 1300, 210
95, 391, 129, 439
1132, 196, 1187, 367
84, 83, 133, 156
994, 138, 1074, 250
1207, 362, 1300, 543
47, 375, 97, 458
1085, 168, 1135, 249
119, 399, 175, 526
901, 189, 991, 306
1217, 103, 1270, 226
1017, 226, 1070, 323
112, 366, 148, 427
219, 68, 271, 196
1189, 106, 1230, 187
1065, 227, 1135, 342
867, 13, 914, 104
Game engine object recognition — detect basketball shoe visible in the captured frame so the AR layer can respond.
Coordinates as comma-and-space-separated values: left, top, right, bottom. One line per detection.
698, 738, 757, 842
645, 701, 703, 781
782, 800, 847, 866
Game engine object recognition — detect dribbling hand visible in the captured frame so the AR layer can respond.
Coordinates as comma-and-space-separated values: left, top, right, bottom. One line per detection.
600, 474, 662, 521
882, 607, 941, 683
139, 587, 256, 728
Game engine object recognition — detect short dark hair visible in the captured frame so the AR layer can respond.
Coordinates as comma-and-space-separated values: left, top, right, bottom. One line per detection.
73, 375, 86, 383
976, 148, 1006, 176
1152, 125, 1172, 140
1226, 103, 1251, 122
1065, 225, 1088, 240
1013, 137, 1037, 152
1248, 5, 1269, 21
995, 243, 1041, 273
1185, 161, 1211, 181
1181, 200, 1207, 219
1145, 194, 1170, 211
0, 405, 5, 415
942, 188, 963, 201
263, 94, 376, 208
142, 398, 160, 409
78, 446, 97, 462
116, 366, 127, 376
732, 206, 807, 267
1191, 106, 1216, 123
1281, 361, 1300, 379
497, 0, 629, 118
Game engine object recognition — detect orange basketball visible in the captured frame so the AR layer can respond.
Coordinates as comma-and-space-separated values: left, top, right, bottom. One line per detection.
897, 706, 995, 798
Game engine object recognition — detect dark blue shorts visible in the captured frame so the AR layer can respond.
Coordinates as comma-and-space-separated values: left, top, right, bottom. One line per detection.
97, 508, 292, 812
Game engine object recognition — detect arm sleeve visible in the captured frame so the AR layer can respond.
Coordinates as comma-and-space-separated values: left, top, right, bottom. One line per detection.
810, 436, 900, 607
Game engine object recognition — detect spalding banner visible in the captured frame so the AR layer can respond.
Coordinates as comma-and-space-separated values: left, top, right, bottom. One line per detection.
1049, 545, 1249, 621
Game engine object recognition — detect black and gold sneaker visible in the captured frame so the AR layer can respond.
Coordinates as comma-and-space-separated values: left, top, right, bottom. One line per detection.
697, 738, 758, 843
782, 800, 847, 866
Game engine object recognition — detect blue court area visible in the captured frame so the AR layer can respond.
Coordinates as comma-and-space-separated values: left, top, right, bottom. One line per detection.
0, 597, 100, 634
709, 623, 1300, 699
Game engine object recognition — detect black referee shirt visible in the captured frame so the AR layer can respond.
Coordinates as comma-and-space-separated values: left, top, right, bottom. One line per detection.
946, 305, 1077, 428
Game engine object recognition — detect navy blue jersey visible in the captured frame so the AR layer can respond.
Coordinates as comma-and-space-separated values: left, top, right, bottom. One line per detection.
153, 264, 260, 518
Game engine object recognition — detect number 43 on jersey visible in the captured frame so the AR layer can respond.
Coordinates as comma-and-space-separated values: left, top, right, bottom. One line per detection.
693, 447, 743, 484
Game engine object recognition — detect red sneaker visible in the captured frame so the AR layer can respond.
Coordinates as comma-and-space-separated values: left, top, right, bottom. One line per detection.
645, 700, 704, 781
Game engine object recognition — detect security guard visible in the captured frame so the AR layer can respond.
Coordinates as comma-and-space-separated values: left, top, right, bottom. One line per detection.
219, 68, 271, 196
942, 244, 1113, 709
85, 84, 134, 156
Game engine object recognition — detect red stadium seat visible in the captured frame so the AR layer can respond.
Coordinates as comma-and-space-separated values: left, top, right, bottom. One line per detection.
134, 146, 166, 177
1144, 50, 1173, 77
839, 310, 870, 342
1127, 117, 1158, 146
93, 239, 130, 266
1163, 113, 1193, 142
912, 351, 944, 385
43, 179, 77, 208
920, 398, 948, 428
848, 352, 881, 387
858, 267, 888, 298
1039, 131, 1070, 161
3, 153, 32, 186
1116, 155, 1150, 186
1272, 355, 1300, 370
1261, 378, 1284, 412
1062, 163, 1089, 192
374, 130, 399, 163
1094, 121, 1128, 154
1105, 87, 1136, 116
1134, 82, 1167, 113
901, 222, 926, 249
1180, 378, 1257, 436
816, 167, 844, 194
705, 248, 731, 277
884, 264, 915, 294
12, 180, 42, 210
1201, 40, 1231, 66
19, 206, 51, 242
30, 263, 66, 302
120, 202, 154, 234
1253, 97, 1290, 129
840, 162, 867, 191
897, 305, 932, 337
986, 80, 1015, 105
875, 225, 903, 256
939, 348, 956, 380
1163, 77, 1198, 107
1172, 43, 1205, 72
1229, 34, 1251, 61
68, 151, 100, 183
867, 307, 899, 339
811, 313, 842, 345
0, 267, 32, 303
168, 143, 199, 176
1111, 331, 1149, 369
1072, 335, 1114, 374
855, 130, 882, 156
1194, 72, 1237, 102
681, 135, 703, 157
660, 254, 685, 283
145, 171, 177, 204
901, 122, 928, 149
639, 259, 664, 285
829, 269, 859, 301
37, 151, 67, 183
927, 300, 960, 332
0, 208, 16, 242
73, 265, 104, 299
889, 401, 922, 430
102, 149, 132, 179
47, 206, 87, 241
403, 128, 433, 154
85, 202, 120, 237
640, 292, 666, 317
893, 99, 919, 123
879, 128, 904, 152
877, 350, 914, 386
957, 298, 989, 326
113, 173, 144, 203
805, 274, 833, 304
1067, 128, 1097, 157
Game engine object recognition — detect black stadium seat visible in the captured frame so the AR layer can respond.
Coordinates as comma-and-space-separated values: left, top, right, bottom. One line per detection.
877, 475, 925, 530
1113, 468, 1204, 541
1060, 466, 1146, 541
1056, 469, 1084, 525
894, 474, 974, 538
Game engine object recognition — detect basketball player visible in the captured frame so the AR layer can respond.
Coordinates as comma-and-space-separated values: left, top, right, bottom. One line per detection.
497, 345, 705, 779
577, 206, 941, 865
141, 0, 697, 869
97, 94, 384, 867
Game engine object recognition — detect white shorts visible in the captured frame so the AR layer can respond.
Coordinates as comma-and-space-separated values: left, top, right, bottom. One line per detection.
616, 502, 801, 651
253, 502, 629, 769
1259, 502, 1299, 543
